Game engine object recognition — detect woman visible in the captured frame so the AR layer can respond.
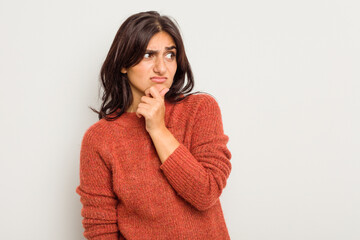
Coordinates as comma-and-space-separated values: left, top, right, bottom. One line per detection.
76, 11, 232, 240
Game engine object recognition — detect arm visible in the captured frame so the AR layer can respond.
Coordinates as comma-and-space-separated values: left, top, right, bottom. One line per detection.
156, 95, 232, 211
148, 127, 180, 164
75, 129, 119, 240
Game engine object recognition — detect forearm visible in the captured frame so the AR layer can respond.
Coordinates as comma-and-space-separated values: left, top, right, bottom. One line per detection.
147, 94, 232, 211
148, 126, 180, 164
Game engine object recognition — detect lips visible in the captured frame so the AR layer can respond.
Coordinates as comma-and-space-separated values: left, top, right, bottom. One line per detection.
150, 77, 167, 83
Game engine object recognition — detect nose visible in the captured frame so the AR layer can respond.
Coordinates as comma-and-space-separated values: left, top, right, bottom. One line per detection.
153, 56, 166, 75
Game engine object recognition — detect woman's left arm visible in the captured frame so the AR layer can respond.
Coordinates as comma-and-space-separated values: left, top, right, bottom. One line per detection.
149, 95, 232, 211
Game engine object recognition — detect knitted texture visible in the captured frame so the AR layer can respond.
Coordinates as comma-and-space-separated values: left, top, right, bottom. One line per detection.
76, 93, 232, 240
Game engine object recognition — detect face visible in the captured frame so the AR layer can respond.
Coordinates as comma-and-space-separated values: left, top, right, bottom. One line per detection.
121, 31, 177, 102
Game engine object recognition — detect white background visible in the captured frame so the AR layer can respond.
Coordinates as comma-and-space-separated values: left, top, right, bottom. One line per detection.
1, 0, 359, 239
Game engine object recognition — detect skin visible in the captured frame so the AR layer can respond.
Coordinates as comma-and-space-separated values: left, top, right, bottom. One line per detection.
121, 31, 180, 163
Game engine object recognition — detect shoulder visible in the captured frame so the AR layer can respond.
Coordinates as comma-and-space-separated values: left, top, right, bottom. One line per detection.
168, 93, 222, 127
184, 93, 222, 116
184, 92, 217, 103
80, 118, 116, 148
179, 93, 220, 111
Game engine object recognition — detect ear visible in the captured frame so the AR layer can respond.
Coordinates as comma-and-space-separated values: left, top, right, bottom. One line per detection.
121, 68, 127, 74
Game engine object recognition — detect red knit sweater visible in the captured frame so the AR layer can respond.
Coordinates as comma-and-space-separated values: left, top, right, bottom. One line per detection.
76, 93, 232, 240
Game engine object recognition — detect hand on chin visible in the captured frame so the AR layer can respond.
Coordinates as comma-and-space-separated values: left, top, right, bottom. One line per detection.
136, 85, 170, 133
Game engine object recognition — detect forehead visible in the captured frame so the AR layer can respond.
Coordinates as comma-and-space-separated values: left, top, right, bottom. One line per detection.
147, 31, 176, 50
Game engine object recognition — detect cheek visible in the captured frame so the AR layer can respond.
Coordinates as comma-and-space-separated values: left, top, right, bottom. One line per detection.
129, 65, 149, 80
169, 63, 177, 76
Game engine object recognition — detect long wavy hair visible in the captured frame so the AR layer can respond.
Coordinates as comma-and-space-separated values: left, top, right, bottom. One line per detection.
90, 11, 205, 121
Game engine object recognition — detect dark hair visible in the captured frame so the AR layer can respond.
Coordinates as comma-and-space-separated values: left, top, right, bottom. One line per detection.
90, 11, 205, 121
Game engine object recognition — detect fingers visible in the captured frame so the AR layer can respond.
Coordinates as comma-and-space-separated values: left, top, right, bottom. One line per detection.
136, 103, 150, 118
138, 86, 169, 120
149, 87, 161, 99
153, 86, 169, 98
140, 95, 152, 104
145, 85, 169, 99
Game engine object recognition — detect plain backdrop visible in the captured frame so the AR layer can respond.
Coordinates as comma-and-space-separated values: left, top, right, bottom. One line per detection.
0, 0, 359, 239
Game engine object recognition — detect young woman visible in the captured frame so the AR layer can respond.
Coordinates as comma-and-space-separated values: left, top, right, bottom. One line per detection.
76, 11, 232, 240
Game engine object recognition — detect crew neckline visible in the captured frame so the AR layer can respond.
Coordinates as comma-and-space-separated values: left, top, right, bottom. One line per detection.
118, 111, 146, 128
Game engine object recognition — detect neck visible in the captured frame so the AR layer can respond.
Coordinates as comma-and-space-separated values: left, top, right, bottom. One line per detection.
127, 91, 143, 113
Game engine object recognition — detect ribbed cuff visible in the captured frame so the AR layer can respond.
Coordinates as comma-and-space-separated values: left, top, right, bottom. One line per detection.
159, 144, 206, 196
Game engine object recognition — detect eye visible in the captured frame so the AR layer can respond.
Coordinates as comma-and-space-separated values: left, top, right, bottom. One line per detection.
144, 53, 152, 59
165, 52, 176, 60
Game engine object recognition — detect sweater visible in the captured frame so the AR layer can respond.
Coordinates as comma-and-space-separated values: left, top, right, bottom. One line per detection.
76, 93, 232, 240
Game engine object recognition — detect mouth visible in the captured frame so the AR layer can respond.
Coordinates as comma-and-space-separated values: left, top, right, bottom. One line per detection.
150, 77, 167, 83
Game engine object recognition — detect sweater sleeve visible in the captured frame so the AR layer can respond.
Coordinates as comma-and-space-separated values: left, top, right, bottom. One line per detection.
159, 95, 232, 211
75, 128, 120, 240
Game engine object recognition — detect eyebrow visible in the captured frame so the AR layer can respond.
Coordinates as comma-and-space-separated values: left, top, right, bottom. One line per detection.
145, 46, 177, 53
165, 46, 177, 51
